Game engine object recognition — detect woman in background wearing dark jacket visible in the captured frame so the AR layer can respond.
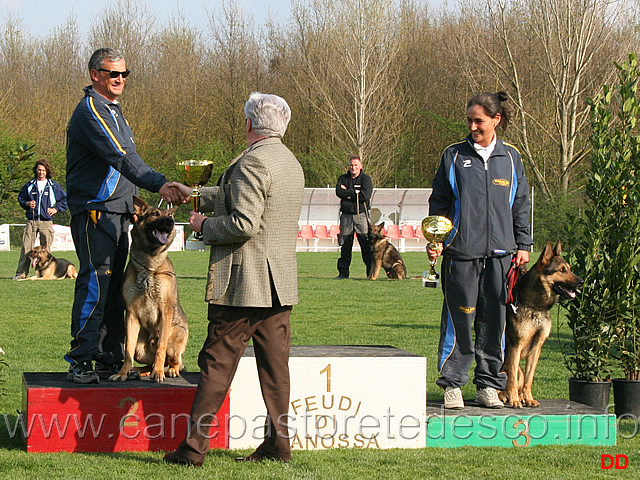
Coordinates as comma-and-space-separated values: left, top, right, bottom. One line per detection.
13, 158, 67, 280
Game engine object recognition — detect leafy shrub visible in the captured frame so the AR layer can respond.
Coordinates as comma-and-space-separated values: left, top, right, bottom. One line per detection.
562, 53, 640, 381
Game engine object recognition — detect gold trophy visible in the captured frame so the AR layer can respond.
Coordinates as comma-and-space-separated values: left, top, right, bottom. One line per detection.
176, 159, 214, 249
421, 215, 453, 288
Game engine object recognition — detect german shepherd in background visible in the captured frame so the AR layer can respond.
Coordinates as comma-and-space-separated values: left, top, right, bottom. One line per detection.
500, 241, 583, 408
24, 246, 77, 280
368, 222, 407, 280
109, 196, 188, 383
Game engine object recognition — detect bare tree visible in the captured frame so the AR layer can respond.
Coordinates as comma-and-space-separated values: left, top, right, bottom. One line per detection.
88, 0, 157, 135
289, 0, 409, 185
34, 18, 85, 151
146, 11, 207, 148
453, 0, 639, 196
88, 0, 156, 69
395, 0, 473, 186
205, 0, 265, 151
0, 16, 37, 131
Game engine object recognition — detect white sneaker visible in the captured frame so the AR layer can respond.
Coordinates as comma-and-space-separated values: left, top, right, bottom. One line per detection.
444, 386, 464, 409
475, 387, 504, 408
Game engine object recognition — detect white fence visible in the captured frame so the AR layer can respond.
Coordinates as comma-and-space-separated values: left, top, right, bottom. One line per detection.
1, 188, 434, 254
0, 223, 185, 252
297, 188, 432, 252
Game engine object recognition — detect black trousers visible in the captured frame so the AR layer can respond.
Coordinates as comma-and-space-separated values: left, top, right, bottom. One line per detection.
66, 212, 128, 365
337, 233, 372, 277
337, 211, 372, 278
435, 256, 511, 391
175, 302, 293, 463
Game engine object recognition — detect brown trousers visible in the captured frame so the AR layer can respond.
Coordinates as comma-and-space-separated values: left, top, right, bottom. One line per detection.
176, 302, 292, 462
16, 220, 54, 276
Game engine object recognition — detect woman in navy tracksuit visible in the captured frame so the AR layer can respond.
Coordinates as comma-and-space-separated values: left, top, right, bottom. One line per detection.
428, 92, 532, 409
14, 159, 67, 279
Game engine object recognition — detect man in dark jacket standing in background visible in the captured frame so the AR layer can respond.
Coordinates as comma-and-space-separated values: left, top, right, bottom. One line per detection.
335, 155, 373, 279
65, 47, 189, 384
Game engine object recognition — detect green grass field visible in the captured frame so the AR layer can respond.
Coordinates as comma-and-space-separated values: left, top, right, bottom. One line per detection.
0, 249, 638, 478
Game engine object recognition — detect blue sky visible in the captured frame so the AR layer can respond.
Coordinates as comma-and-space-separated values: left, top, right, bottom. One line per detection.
0, 0, 290, 37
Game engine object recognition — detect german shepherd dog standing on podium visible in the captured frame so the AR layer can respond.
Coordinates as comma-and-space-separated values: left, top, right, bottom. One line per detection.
109, 196, 188, 383
367, 222, 407, 280
500, 240, 583, 408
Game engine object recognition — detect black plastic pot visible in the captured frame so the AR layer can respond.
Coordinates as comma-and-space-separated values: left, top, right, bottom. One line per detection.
612, 378, 640, 417
568, 378, 611, 413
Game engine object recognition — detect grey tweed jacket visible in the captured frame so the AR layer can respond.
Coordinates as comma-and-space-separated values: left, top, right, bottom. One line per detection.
199, 137, 305, 307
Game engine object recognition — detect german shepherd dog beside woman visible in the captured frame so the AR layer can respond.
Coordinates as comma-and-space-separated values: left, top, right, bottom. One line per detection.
500, 241, 583, 408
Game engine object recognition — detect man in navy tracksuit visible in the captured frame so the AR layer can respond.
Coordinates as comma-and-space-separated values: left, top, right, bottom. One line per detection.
65, 48, 190, 384
428, 92, 532, 409
14, 159, 67, 279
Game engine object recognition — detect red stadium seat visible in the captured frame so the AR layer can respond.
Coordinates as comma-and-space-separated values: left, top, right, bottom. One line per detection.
386, 224, 401, 239
298, 224, 317, 251
329, 225, 340, 239
299, 224, 314, 239
401, 225, 416, 239
314, 224, 336, 251
315, 225, 330, 239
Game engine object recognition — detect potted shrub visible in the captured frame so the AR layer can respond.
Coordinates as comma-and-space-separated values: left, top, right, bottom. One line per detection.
612, 309, 640, 417
560, 56, 640, 411
589, 55, 640, 417
562, 197, 614, 413
561, 280, 613, 412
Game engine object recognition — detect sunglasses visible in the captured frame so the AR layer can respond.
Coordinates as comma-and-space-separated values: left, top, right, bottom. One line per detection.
97, 68, 130, 78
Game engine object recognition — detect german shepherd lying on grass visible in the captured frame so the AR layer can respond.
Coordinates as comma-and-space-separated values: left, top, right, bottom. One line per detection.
500, 241, 583, 408
367, 222, 407, 280
24, 246, 77, 280
109, 197, 188, 383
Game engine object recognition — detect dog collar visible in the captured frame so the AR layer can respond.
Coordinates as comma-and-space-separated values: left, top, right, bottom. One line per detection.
35, 257, 52, 270
129, 254, 175, 276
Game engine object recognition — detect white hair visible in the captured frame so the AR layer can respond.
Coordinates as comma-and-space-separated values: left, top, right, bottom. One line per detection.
244, 92, 291, 138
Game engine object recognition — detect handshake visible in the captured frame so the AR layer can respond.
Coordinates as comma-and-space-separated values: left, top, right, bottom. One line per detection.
158, 182, 193, 206
157, 182, 209, 234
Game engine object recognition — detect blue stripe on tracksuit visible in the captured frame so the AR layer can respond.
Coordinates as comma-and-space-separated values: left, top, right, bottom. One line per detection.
438, 155, 460, 370
79, 264, 100, 331
443, 153, 460, 251
65, 212, 129, 365
92, 166, 121, 203
85, 96, 123, 203
436, 256, 510, 391
509, 155, 517, 208
435, 149, 519, 391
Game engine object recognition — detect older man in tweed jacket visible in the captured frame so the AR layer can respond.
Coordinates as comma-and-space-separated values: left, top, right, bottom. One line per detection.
165, 93, 304, 467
